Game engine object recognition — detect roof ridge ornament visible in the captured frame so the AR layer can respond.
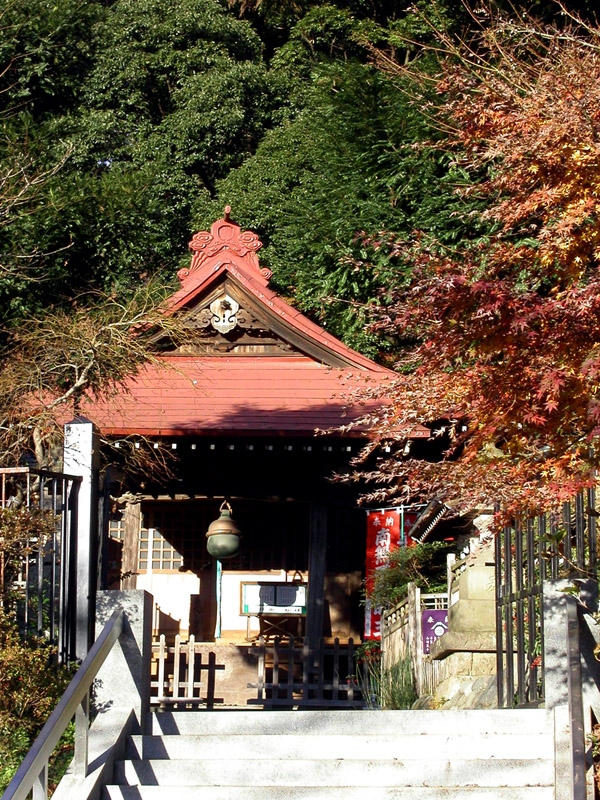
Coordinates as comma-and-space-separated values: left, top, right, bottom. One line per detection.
179, 206, 272, 286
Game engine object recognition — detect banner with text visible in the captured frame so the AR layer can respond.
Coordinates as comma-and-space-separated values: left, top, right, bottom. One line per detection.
364, 507, 418, 640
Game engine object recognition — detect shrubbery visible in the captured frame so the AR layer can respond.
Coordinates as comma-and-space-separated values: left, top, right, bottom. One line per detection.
368, 541, 452, 609
0, 611, 73, 793
356, 641, 416, 710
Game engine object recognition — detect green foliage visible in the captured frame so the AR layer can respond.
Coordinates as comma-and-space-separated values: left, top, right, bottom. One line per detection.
0, 0, 494, 351
2, 0, 599, 339
75, 0, 269, 178
220, 49, 462, 353
0, 0, 497, 350
368, 541, 452, 609
0, 0, 101, 118
1, 0, 274, 320
0, 611, 74, 793
356, 641, 416, 709
216, 43, 489, 353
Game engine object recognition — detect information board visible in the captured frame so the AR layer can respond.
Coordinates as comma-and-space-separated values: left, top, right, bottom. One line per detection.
241, 582, 307, 616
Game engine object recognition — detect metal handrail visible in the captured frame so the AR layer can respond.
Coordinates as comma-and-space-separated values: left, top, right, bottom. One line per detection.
2, 609, 124, 800
566, 596, 586, 800
0, 466, 82, 482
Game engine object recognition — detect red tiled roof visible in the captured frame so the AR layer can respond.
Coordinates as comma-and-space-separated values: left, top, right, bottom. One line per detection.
80, 211, 429, 440
83, 356, 401, 437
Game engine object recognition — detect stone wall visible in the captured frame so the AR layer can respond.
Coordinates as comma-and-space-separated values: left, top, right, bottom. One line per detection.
382, 541, 499, 710
423, 650, 497, 709
424, 545, 498, 708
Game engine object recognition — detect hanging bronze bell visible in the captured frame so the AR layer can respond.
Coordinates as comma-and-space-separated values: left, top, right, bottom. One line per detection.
206, 501, 241, 559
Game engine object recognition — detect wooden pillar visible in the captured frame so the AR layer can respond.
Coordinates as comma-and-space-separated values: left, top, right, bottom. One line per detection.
306, 503, 328, 648
407, 582, 423, 696
122, 502, 141, 590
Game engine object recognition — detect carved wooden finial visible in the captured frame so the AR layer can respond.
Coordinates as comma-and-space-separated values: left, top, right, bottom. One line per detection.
183, 211, 271, 286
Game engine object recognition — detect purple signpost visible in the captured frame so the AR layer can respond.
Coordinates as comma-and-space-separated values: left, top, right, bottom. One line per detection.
422, 609, 448, 654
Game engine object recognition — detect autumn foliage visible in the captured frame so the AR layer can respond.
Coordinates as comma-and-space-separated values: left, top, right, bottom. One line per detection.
350, 7, 600, 514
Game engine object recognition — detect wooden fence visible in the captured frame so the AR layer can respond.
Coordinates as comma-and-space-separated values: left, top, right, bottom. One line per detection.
151, 634, 209, 705
382, 583, 448, 697
248, 636, 364, 708
447, 551, 469, 607
151, 633, 364, 708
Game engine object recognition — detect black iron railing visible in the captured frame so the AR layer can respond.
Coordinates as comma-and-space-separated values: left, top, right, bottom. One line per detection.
495, 489, 597, 709
0, 467, 81, 663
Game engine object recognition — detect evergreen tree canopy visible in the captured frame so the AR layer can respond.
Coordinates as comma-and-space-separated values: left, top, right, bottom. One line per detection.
3, 0, 600, 504
1, 0, 272, 319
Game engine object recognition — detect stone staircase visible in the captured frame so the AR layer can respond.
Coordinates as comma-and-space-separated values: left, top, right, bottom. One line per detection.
102, 708, 556, 799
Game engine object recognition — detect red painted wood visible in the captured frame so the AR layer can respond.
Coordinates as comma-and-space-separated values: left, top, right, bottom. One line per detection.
164, 210, 390, 373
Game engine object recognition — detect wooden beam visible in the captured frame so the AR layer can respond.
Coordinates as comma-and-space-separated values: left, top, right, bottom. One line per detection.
122, 502, 141, 590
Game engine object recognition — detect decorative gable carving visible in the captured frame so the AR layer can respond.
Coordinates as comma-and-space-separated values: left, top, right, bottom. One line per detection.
208, 294, 240, 334
160, 209, 390, 369
166, 287, 296, 356
178, 206, 272, 288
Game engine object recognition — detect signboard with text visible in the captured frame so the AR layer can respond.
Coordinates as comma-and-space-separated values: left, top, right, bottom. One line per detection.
364, 508, 418, 640
422, 609, 448, 653
241, 582, 307, 616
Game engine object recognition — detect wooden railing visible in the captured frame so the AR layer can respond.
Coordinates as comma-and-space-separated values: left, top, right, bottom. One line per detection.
248, 636, 363, 708
447, 552, 467, 608
382, 584, 448, 697
151, 634, 209, 705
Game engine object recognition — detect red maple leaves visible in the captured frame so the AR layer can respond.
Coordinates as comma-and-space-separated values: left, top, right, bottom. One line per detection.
351, 9, 600, 515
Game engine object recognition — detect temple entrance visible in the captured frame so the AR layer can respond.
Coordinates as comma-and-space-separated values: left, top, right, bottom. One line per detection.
106, 446, 367, 707
88, 212, 431, 708
108, 493, 365, 645
135, 497, 311, 641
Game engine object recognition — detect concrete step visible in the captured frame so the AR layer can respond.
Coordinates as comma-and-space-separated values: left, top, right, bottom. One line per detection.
147, 708, 551, 737
126, 731, 554, 761
113, 757, 554, 788
112, 710, 554, 799
105, 786, 555, 800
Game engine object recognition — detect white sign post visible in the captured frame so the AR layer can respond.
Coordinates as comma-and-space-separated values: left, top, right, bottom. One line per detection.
63, 417, 99, 661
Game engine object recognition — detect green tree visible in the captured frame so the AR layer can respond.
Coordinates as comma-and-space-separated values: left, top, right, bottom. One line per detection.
1, 0, 274, 320
215, 54, 488, 354
368, 542, 451, 608
0, 0, 100, 119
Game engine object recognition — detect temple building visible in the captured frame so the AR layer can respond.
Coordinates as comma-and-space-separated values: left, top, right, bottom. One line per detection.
83, 209, 431, 653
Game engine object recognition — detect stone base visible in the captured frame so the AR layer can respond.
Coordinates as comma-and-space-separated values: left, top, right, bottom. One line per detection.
430, 631, 496, 660
436, 675, 498, 709
449, 599, 496, 634
425, 643, 498, 710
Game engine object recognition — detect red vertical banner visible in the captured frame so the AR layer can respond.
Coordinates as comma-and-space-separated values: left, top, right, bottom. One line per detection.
364, 507, 417, 640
